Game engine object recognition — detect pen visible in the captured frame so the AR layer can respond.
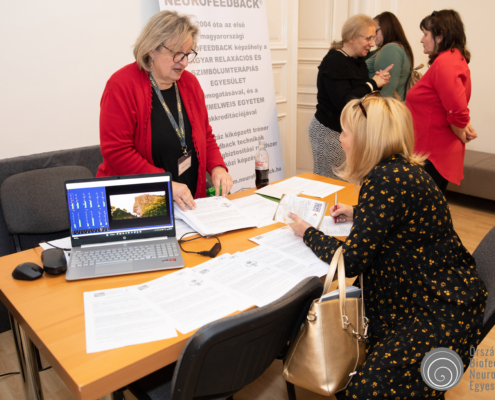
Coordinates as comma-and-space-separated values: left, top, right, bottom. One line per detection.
334, 193, 337, 223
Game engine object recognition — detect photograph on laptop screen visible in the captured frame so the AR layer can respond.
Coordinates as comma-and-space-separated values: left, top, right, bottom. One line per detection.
110, 191, 167, 220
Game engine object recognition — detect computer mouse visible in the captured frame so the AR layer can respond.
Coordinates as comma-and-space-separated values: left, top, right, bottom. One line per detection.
41, 248, 67, 275
12, 262, 44, 281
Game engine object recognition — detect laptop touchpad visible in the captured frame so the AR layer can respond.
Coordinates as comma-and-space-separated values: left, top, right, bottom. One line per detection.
95, 263, 133, 275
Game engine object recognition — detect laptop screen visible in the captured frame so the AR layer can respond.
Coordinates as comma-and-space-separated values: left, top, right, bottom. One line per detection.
65, 173, 175, 247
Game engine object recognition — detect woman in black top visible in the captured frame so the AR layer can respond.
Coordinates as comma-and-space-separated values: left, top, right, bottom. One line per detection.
310, 14, 392, 180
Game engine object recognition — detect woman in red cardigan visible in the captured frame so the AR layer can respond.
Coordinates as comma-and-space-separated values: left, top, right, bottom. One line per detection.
406, 10, 477, 195
97, 10, 232, 211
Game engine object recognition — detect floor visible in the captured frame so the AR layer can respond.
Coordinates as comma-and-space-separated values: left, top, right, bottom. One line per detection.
0, 191, 494, 400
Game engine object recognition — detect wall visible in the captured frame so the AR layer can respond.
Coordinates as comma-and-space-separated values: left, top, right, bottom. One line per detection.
296, 0, 495, 174
0, 0, 159, 160
1, 0, 493, 166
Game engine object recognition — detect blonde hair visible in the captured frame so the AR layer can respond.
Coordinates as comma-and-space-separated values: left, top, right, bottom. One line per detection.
133, 10, 199, 71
336, 96, 426, 184
331, 14, 376, 50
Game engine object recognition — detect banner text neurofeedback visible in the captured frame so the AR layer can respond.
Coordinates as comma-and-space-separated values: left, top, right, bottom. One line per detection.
163, 0, 260, 8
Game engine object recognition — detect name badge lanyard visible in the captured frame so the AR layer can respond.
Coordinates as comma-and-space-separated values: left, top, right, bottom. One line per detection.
149, 74, 188, 156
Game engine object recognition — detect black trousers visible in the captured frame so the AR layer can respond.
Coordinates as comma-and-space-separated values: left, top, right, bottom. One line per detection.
423, 159, 449, 195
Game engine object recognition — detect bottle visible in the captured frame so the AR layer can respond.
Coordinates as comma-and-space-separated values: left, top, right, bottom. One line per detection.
255, 140, 269, 189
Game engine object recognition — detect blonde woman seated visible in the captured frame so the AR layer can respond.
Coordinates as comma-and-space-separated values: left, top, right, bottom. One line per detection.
289, 94, 487, 399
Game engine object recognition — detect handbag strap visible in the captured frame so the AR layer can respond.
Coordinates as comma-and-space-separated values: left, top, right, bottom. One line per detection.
322, 246, 342, 294
322, 246, 368, 335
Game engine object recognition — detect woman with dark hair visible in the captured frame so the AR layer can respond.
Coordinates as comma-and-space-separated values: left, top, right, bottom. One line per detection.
406, 10, 477, 195
366, 12, 414, 100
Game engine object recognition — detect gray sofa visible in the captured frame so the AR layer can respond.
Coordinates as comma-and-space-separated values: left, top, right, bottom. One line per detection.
448, 150, 495, 201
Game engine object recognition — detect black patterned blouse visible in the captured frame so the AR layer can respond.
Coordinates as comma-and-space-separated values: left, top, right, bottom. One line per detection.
304, 154, 487, 399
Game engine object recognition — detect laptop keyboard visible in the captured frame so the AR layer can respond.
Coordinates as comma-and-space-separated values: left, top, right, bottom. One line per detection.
71, 243, 180, 267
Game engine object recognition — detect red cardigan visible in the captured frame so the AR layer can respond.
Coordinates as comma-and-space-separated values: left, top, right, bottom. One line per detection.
96, 62, 226, 198
406, 49, 471, 185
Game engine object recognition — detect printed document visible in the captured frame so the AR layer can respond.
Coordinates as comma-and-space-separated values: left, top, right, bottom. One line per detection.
84, 286, 177, 353
174, 197, 256, 236
175, 218, 197, 239
132, 268, 242, 333
250, 226, 329, 275
240, 244, 328, 279
254, 185, 302, 200
191, 252, 300, 307
274, 194, 328, 228
231, 194, 279, 228
272, 176, 345, 198
320, 216, 353, 237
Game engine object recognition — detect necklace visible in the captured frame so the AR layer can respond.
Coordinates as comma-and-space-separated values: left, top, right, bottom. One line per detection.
339, 48, 351, 57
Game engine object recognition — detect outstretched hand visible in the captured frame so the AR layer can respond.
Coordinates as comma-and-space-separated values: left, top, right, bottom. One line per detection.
287, 213, 312, 237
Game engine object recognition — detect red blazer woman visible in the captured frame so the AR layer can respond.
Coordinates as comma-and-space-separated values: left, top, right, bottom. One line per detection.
97, 62, 226, 198
406, 49, 471, 185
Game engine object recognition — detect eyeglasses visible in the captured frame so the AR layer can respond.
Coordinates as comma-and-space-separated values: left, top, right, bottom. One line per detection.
161, 44, 198, 63
353, 91, 381, 118
360, 35, 376, 43
431, 11, 438, 17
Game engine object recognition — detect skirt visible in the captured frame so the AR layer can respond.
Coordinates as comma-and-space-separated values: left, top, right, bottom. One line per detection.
308, 116, 346, 180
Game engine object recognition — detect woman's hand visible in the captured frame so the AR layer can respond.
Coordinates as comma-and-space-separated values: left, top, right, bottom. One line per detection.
450, 123, 476, 144
331, 203, 354, 223
172, 181, 196, 211
211, 166, 233, 197
464, 123, 478, 141
288, 213, 312, 238
372, 64, 393, 88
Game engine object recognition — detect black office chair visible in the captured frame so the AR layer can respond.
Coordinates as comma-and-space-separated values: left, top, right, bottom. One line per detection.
0, 166, 93, 374
114, 276, 323, 400
473, 226, 495, 341
0, 166, 93, 252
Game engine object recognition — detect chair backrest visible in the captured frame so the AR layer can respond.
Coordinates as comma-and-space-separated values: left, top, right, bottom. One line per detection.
0, 166, 93, 250
170, 276, 323, 400
473, 226, 495, 339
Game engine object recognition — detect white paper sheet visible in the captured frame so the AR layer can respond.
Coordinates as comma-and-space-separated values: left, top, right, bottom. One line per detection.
190, 254, 253, 310
231, 194, 279, 228
174, 197, 257, 236
274, 195, 328, 228
254, 185, 302, 200
174, 218, 197, 239
191, 252, 300, 307
84, 286, 177, 353
272, 176, 345, 198
132, 268, 242, 333
319, 216, 353, 237
250, 226, 330, 274
240, 244, 327, 279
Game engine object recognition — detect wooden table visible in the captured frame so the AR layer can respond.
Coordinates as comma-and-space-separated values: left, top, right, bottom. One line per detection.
0, 174, 358, 400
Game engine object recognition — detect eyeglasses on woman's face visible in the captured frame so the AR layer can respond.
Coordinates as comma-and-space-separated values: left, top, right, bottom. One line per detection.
353, 91, 381, 118
359, 34, 376, 44
161, 44, 198, 63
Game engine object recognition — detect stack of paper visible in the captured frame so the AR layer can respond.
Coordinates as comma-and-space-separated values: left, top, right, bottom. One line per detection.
174, 196, 257, 236
319, 216, 353, 237
271, 176, 345, 198
231, 194, 279, 228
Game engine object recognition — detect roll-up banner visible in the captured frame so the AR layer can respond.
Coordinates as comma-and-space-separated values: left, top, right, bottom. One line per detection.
158, 0, 285, 192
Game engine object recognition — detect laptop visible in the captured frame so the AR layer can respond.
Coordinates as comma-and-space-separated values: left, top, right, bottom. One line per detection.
64, 173, 185, 281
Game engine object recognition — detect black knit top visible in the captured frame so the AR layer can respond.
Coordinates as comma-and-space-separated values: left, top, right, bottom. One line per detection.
315, 49, 378, 132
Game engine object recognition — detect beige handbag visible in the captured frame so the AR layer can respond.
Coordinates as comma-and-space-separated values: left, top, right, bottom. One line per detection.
283, 246, 368, 396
